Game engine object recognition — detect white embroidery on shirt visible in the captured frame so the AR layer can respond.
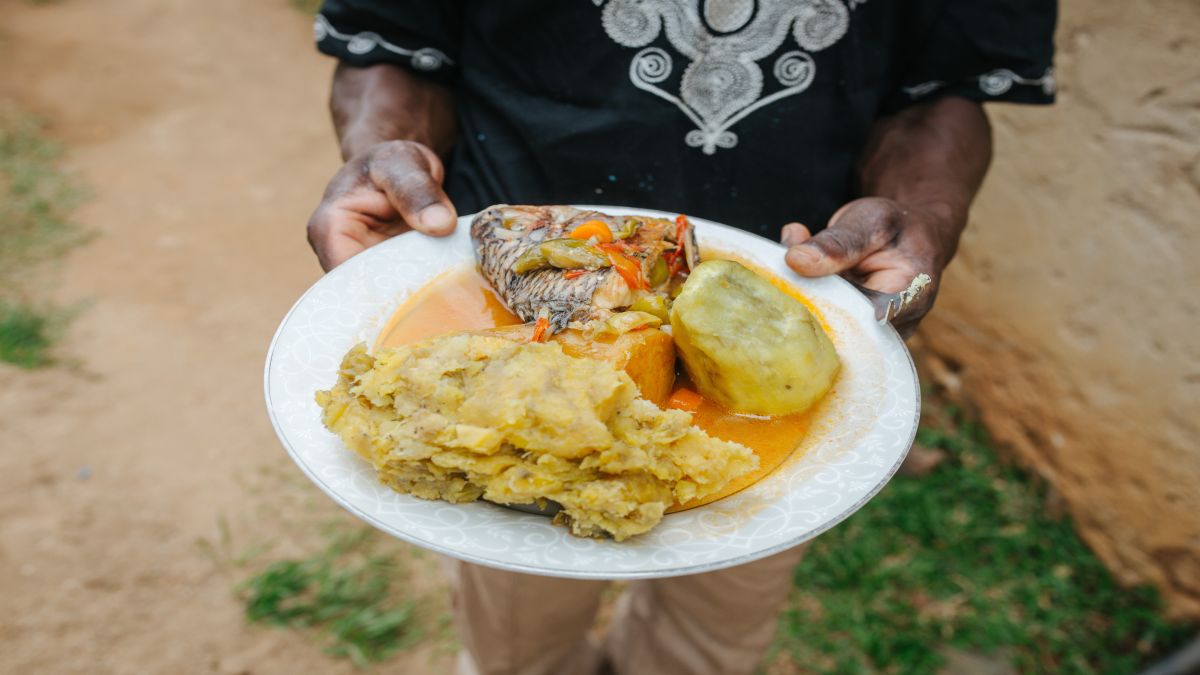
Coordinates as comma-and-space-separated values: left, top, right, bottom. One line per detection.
904, 67, 1056, 100
902, 80, 945, 98
597, 0, 851, 154
979, 67, 1056, 96
314, 14, 454, 72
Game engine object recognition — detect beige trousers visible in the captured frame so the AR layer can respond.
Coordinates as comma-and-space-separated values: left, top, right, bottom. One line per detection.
443, 544, 807, 675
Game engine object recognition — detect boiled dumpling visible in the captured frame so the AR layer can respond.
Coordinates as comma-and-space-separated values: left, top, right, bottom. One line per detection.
669, 260, 840, 416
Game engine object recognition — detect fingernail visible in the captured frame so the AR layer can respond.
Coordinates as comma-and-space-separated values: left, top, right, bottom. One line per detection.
787, 245, 822, 268
418, 204, 453, 232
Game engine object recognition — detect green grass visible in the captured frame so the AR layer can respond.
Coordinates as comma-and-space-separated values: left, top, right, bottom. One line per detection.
0, 111, 87, 289
0, 107, 88, 368
771, 405, 1195, 674
0, 300, 70, 368
238, 527, 422, 667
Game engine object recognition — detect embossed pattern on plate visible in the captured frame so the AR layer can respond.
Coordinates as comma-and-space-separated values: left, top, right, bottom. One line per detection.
264, 206, 919, 579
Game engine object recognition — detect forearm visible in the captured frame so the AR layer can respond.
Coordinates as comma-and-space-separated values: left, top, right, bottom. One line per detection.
330, 63, 458, 161
855, 97, 992, 268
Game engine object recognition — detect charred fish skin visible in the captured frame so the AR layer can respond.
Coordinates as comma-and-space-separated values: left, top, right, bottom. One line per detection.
469, 205, 692, 332
471, 206, 608, 330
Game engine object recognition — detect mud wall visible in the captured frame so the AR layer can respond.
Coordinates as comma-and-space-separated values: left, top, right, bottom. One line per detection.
915, 0, 1200, 618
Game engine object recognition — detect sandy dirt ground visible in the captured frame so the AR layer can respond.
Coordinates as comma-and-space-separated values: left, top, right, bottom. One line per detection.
0, 0, 456, 672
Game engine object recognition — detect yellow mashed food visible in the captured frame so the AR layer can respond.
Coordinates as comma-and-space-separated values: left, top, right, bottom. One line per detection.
315, 334, 758, 540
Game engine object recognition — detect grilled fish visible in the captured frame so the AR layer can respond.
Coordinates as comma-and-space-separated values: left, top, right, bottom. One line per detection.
470, 205, 698, 333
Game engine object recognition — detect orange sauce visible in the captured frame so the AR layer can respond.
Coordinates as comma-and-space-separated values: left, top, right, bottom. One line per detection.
375, 266, 520, 350
666, 372, 812, 512
373, 262, 824, 510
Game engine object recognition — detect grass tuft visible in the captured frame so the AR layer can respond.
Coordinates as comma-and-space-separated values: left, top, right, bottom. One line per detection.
239, 528, 421, 667
0, 106, 88, 367
772, 404, 1195, 674
0, 111, 87, 289
0, 300, 71, 368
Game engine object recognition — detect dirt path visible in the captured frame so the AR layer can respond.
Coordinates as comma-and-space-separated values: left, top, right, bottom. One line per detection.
0, 1, 452, 672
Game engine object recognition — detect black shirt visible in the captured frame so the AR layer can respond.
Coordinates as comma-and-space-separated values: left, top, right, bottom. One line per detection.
316, 1, 1055, 239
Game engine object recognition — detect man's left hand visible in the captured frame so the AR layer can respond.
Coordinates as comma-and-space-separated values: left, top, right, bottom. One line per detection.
782, 197, 954, 338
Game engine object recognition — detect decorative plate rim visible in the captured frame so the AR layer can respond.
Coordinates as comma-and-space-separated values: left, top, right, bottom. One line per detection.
264, 205, 919, 579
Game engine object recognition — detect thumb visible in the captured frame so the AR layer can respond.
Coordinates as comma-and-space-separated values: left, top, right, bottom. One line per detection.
785, 198, 901, 277
367, 141, 458, 236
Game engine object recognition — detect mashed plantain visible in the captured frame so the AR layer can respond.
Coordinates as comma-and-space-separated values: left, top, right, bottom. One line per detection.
315, 334, 757, 541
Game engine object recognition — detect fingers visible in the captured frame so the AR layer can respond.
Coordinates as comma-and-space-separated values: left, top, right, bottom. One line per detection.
306, 201, 371, 271
309, 228, 364, 272
305, 140, 458, 271
780, 222, 811, 247
367, 141, 458, 236
860, 266, 918, 295
785, 198, 901, 277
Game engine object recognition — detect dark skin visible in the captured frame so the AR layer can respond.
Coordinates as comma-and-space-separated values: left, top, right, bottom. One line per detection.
780, 96, 991, 336
306, 64, 458, 271
307, 63, 993, 336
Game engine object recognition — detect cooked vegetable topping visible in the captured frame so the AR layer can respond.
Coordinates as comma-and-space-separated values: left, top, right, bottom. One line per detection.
615, 217, 642, 240
599, 243, 648, 290
541, 238, 611, 270
668, 256, 686, 278
648, 257, 669, 288
667, 387, 703, 413
531, 315, 550, 343
663, 214, 695, 277
513, 246, 551, 274
563, 269, 588, 280
674, 214, 689, 243
568, 220, 614, 244
590, 311, 662, 338
629, 294, 670, 323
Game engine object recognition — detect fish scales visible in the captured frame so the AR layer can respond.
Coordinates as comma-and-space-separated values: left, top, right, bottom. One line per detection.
470, 205, 681, 331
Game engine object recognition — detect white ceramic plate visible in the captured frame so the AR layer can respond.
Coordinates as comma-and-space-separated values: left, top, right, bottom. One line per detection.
264, 206, 919, 579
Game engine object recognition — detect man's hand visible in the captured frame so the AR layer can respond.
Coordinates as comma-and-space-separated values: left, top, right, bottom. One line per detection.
307, 140, 457, 271
783, 97, 992, 336
309, 63, 457, 271
782, 197, 950, 337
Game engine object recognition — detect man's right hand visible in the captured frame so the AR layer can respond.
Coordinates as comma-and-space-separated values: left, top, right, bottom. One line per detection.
307, 140, 458, 271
